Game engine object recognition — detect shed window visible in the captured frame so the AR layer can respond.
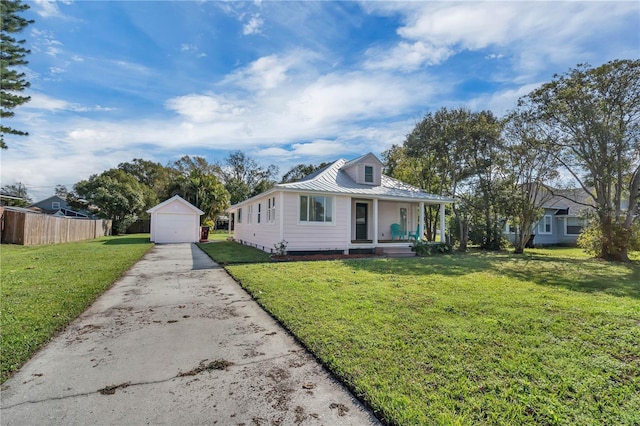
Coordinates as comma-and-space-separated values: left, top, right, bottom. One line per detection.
299, 195, 333, 223
364, 166, 374, 183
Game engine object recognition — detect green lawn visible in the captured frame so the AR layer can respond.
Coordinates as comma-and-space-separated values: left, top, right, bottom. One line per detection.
0, 235, 153, 383
197, 240, 271, 264
208, 243, 640, 425
207, 229, 233, 241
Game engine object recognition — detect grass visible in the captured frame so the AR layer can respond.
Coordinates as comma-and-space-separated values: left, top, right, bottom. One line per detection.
207, 229, 233, 241
197, 240, 271, 264
204, 242, 640, 425
0, 234, 153, 383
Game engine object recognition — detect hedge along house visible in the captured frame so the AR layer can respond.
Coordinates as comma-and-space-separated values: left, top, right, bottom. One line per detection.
227, 153, 454, 255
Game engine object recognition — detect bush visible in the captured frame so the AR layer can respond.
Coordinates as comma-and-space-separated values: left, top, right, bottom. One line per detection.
413, 241, 452, 256
577, 219, 640, 257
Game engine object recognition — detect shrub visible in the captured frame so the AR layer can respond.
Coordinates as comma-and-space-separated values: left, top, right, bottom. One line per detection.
413, 241, 452, 256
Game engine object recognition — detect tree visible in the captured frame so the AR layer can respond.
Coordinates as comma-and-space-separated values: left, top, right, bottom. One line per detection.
502, 110, 559, 254
218, 151, 278, 205
118, 158, 174, 202
395, 108, 506, 250
1, 0, 34, 149
54, 184, 68, 197
167, 155, 229, 225
522, 60, 640, 261
281, 163, 330, 183
72, 169, 154, 234
0, 181, 31, 206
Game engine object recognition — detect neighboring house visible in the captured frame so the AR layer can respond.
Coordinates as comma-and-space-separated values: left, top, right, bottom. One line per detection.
147, 195, 204, 244
504, 188, 594, 246
28, 195, 90, 218
227, 153, 454, 255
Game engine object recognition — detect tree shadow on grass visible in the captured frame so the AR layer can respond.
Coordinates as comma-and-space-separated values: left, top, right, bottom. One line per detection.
344, 251, 640, 300
101, 236, 151, 245
491, 254, 640, 300
342, 252, 494, 278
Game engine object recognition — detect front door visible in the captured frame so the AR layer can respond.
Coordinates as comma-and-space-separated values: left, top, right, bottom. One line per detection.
355, 203, 368, 240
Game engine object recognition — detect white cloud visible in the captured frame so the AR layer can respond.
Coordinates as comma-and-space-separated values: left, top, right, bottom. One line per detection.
224, 54, 294, 92
32, 0, 63, 18
23, 93, 116, 113
362, 2, 638, 73
465, 83, 543, 116
165, 94, 246, 123
30, 29, 64, 58
243, 14, 264, 35
365, 41, 452, 72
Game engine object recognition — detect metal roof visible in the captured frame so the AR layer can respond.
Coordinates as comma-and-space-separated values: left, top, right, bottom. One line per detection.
271, 158, 453, 203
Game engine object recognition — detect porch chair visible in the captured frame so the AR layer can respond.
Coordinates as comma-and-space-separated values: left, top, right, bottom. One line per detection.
390, 223, 403, 240
408, 224, 420, 241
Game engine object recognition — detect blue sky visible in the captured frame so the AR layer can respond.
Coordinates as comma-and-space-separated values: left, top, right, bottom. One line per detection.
1, 0, 638, 201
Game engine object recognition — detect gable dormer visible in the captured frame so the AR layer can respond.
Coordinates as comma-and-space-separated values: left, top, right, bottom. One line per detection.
341, 153, 383, 186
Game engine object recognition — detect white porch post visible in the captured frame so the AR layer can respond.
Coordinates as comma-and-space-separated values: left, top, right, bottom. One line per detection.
346, 199, 352, 249
228, 212, 232, 239
419, 202, 425, 241
373, 198, 379, 244
279, 192, 285, 243
439, 203, 446, 243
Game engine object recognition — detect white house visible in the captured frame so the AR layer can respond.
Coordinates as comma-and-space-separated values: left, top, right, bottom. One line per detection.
227, 153, 454, 255
147, 195, 204, 244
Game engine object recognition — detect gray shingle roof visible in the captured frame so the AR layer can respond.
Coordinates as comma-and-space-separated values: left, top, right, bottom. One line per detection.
276, 158, 453, 203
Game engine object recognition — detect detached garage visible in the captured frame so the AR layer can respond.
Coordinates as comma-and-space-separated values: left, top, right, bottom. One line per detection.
147, 195, 203, 243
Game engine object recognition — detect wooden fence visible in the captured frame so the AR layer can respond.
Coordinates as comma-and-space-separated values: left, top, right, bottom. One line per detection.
0, 208, 112, 246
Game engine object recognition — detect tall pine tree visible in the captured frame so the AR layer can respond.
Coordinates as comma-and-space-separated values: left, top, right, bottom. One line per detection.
1, 0, 34, 149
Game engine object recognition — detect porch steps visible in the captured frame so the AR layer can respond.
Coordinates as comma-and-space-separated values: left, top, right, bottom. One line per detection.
382, 245, 415, 258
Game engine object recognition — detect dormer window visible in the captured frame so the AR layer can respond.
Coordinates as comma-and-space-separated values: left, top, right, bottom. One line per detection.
365, 166, 374, 183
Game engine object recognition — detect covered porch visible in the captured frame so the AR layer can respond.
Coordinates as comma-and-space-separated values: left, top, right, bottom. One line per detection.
347, 198, 447, 252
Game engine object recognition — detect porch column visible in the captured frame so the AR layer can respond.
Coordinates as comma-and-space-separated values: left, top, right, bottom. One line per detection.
439, 203, 446, 243
279, 192, 285, 243
228, 212, 232, 239
373, 198, 379, 244
419, 202, 425, 241
346, 199, 352, 247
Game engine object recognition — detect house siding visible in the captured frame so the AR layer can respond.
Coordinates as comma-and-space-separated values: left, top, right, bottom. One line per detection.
280, 192, 350, 252
505, 209, 581, 246
234, 193, 281, 253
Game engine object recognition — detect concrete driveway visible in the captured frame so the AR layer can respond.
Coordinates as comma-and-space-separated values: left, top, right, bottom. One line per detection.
1, 243, 380, 425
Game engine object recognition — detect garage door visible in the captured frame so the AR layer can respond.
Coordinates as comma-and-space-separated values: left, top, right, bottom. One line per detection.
155, 213, 196, 243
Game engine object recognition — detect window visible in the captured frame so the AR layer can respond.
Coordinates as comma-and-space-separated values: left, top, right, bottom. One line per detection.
299, 195, 333, 223
237, 208, 242, 223
537, 215, 552, 234
247, 204, 253, 224
257, 203, 261, 224
565, 217, 583, 235
52, 202, 60, 209
267, 197, 276, 223
364, 165, 374, 183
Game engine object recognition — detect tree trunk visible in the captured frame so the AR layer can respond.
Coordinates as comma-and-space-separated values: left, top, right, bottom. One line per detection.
458, 217, 469, 252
